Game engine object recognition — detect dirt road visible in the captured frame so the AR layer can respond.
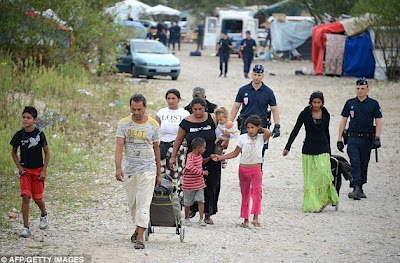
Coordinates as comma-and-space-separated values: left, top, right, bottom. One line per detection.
1, 43, 399, 263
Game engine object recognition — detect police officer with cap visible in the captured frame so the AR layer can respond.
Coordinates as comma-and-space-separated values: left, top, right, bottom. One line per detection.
337, 77, 383, 200
230, 64, 280, 157
239, 30, 258, 78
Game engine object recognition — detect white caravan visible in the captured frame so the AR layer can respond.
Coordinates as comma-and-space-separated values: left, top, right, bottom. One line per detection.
204, 10, 259, 53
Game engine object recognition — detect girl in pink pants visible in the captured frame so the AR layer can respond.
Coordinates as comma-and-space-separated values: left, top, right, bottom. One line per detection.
212, 115, 271, 227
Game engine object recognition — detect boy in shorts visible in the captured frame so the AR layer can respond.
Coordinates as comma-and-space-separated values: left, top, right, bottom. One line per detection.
10, 106, 50, 237
182, 137, 208, 227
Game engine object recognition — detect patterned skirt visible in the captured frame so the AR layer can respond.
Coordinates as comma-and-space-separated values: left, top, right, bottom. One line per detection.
160, 140, 187, 180
302, 153, 339, 212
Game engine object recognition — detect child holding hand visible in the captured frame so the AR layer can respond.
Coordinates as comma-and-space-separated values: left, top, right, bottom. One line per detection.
182, 137, 209, 227
212, 115, 271, 228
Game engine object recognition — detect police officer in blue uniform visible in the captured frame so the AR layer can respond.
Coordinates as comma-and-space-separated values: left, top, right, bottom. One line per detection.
230, 64, 280, 158
337, 77, 383, 200
217, 32, 233, 77
239, 31, 258, 78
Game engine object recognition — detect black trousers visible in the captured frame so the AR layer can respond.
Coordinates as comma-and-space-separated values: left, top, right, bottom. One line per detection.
190, 160, 221, 215
219, 53, 229, 74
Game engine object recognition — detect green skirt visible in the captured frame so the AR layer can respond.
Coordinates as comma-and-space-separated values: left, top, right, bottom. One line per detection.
302, 153, 339, 212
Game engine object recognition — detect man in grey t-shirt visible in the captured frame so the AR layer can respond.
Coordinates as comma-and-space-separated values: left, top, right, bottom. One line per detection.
115, 94, 161, 249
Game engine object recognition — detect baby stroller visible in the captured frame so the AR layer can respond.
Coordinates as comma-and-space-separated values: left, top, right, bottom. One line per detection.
145, 175, 185, 242
330, 154, 352, 210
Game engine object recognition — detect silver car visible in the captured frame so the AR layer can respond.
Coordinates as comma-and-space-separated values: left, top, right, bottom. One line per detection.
116, 39, 181, 80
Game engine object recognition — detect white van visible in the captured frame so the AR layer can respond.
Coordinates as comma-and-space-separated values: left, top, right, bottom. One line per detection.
203, 10, 259, 53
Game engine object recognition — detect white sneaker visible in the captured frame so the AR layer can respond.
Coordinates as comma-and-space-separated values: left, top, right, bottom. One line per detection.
19, 227, 30, 238
39, 214, 48, 230
198, 219, 207, 227
183, 218, 191, 227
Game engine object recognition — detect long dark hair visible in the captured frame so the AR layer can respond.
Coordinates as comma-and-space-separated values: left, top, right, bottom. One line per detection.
308, 91, 324, 105
245, 115, 262, 127
165, 89, 181, 99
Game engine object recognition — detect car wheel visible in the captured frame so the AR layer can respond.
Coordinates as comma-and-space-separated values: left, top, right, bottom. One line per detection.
131, 65, 138, 78
172, 76, 178, 80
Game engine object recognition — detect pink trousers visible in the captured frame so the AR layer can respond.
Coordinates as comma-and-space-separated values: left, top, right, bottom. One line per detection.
238, 165, 262, 219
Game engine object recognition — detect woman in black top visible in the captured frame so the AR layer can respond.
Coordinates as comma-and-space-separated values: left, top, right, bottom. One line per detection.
283, 91, 338, 212
170, 97, 221, 224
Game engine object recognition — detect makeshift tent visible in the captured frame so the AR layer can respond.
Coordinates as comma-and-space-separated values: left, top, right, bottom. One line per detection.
269, 16, 314, 59
311, 22, 345, 75
105, 0, 150, 22
311, 18, 376, 78
146, 4, 180, 16
343, 31, 375, 78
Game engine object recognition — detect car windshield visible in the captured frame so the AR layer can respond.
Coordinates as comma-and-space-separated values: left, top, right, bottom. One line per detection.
131, 41, 170, 54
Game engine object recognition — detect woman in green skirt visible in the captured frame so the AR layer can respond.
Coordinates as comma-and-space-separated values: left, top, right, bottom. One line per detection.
283, 91, 339, 212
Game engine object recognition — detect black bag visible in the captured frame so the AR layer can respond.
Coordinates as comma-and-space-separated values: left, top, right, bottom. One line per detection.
159, 141, 173, 160
190, 51, 201, 56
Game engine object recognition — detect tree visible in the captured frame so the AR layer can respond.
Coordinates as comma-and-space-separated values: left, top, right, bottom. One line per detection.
0, 0, 124, 70
352, 0, 400, 81
289, 0, 357, 23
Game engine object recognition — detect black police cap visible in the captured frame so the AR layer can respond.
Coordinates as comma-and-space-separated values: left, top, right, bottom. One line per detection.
356, 77, 368, 86
253, 64, 264, 73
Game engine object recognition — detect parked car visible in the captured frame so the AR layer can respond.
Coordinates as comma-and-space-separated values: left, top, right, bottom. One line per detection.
116, 39, 181, 80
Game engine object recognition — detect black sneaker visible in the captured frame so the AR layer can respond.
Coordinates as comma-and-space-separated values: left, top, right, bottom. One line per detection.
348, 186, 361, 200
219, 73, 223, 77
359, 188, 367, 198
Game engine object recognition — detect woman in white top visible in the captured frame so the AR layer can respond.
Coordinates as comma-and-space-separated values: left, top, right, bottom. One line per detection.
212, 115, 271, 228
156, 89, 190, 179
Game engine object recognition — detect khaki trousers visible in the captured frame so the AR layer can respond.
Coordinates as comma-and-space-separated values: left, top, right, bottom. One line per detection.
122, 168, 156, 228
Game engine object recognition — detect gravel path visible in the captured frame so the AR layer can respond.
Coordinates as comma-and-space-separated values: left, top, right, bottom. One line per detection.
1, 43, 399, 263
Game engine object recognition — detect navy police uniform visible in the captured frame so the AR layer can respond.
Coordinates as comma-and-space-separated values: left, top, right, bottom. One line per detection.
341, 95, 382, 188
218, 37, 232, 76
240, 37, 257, 75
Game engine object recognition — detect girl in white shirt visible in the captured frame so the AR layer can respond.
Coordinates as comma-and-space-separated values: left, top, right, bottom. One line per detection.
212, 115, 271, 228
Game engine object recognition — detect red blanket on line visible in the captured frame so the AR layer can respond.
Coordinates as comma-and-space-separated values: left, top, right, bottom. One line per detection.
312, 22, 345, 75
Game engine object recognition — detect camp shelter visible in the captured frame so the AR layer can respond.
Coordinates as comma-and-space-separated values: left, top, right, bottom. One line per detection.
311, 16, 377, 78
269, 15, 314, 59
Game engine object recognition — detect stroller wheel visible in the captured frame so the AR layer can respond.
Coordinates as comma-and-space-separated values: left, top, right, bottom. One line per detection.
145, 223, 151, 241
180, 226, 185, 242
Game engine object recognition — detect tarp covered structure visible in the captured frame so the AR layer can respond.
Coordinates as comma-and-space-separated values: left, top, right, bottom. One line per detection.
146, 4, 181, 16
311, 18, 376, 78
270, 17, 314, 52
105, 0, 150, 22
311, 22, 345, 75
343, 31, 375, 78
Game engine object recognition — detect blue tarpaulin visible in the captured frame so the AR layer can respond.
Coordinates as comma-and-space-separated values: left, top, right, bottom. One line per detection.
343, 31, 375, 78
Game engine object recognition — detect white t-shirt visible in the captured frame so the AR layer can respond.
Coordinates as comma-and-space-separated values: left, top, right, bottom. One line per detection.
156, 107, 190, 142
236, 133, 266, 165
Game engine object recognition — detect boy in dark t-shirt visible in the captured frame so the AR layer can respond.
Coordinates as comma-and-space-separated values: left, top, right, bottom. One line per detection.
10, 106, 50, 238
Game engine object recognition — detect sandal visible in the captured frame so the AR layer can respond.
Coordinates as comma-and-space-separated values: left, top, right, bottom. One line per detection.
134, 241, 145, 249
240, 222, 248, 228
189, 211, 196, 218
130, 231, 138, 243
204, 217, 214, 225
251, 221, 261, 227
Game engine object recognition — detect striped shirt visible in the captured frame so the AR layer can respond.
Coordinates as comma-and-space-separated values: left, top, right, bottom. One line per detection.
116, 115, 159, 176
182, 153, 206, 191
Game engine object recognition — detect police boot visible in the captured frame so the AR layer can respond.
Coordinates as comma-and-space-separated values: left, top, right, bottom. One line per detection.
348, 186, 362, 200
359, 185, 367, 198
